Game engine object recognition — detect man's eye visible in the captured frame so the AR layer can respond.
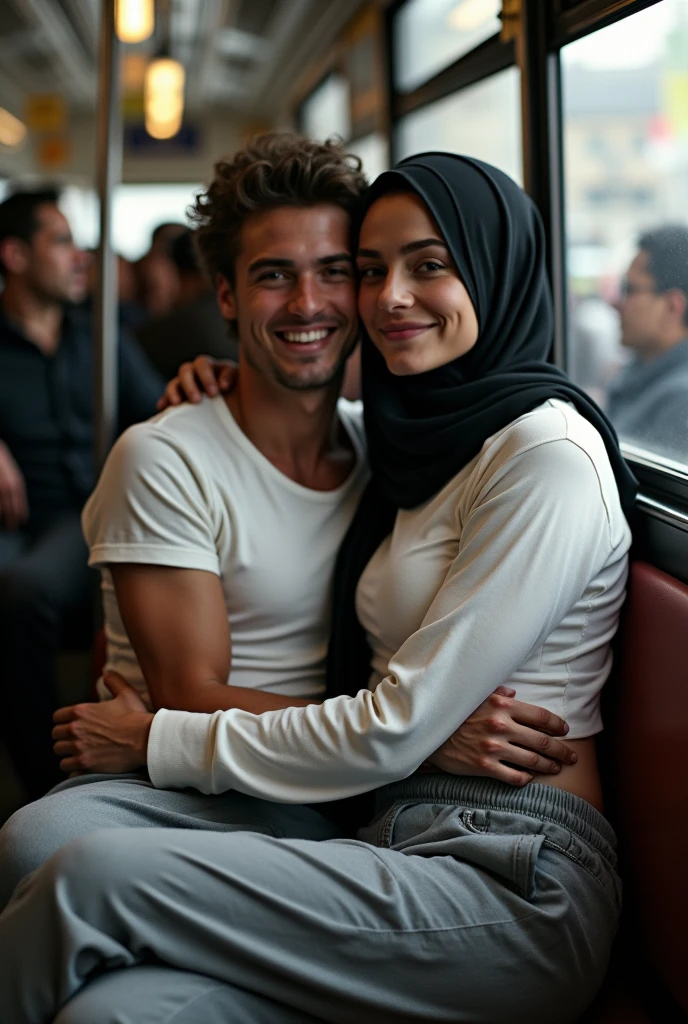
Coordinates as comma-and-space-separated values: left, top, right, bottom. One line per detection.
323, 266, 350, 278
258, 271, 287, 282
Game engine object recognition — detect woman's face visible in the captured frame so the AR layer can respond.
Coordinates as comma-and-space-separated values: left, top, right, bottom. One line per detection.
357, 192, 479, 376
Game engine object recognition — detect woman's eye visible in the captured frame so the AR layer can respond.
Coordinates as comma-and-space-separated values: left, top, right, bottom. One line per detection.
417, 260, 444, 273
358, 266, 384, 279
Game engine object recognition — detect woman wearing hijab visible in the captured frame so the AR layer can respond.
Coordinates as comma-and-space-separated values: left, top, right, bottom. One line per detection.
0, 156, 634, 1024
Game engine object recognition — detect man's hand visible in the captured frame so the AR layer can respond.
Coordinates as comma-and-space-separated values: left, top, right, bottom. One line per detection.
157, 356, 237, 410
0, 441, 28, 530
52, 672, 154, 775
427, 686, 578, 786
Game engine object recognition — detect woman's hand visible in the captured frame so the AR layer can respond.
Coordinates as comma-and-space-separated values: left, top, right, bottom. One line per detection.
157, 356, 238, 410
427, 686, 578, 786
52, 672, 154, 775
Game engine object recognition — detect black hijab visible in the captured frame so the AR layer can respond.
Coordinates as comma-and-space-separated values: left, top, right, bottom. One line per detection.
326, 152, 637, 698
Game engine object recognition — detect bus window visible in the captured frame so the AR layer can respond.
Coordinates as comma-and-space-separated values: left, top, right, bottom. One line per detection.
562, 0, 688, 469
299, 74, 351, 144
347, 132, 389, 182
394, 0, 502, 94
396, 67, 522, 186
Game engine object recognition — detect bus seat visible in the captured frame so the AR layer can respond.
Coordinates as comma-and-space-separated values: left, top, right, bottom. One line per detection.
577, 560, 688, 1022
614, 560, 688, 1013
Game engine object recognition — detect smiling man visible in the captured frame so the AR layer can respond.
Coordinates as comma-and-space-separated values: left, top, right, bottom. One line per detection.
0, 133, 372, 908
83, 143, 368, 719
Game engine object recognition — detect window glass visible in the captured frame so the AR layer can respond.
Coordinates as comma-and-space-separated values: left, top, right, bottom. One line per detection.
348, 131, 389, 183
300, 74, 351, 143
562, 0, 688, 466
394, 0, 502, 93
112, 184, 200, 259
59, 186, 99, 250
397, 67, 522, 185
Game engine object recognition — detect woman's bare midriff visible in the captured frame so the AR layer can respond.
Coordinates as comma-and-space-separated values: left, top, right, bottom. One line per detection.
416, 737, 604, 813
530, 737, 603, 813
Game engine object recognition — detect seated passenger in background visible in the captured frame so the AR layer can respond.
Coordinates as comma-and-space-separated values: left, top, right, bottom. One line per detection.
136, 228, 239, 381
133, 220, 185, 318
0, 136, 575, 911
0, 189, 164, 800
608, 224, 688, 460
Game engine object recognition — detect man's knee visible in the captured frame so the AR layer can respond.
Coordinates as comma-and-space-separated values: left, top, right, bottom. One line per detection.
43, 828, 162, 904
0, 797, 70, 909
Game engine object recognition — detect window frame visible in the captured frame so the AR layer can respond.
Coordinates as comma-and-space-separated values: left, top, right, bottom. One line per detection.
548, 0, 684, 527
385, 0, 516, 164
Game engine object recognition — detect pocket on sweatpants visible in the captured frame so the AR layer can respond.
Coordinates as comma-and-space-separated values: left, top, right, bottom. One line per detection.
381, 802, 547, 901
454, 830, 546, 900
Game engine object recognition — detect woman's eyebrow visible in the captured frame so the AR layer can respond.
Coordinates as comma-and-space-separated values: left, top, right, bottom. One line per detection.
399, 238, 448, 255
357, 238, 448, 259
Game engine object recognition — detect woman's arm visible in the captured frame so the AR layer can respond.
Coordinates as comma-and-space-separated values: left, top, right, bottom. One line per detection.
143, 437, 614, 803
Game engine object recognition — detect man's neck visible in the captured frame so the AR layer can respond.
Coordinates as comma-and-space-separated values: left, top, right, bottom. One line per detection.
1, 282, 63, 355
226, 360, 353, 492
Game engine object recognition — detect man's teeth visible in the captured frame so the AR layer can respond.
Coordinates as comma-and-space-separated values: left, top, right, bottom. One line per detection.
282, 329, 330, 343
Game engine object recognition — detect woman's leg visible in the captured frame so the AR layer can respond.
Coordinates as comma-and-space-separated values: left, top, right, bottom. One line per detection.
0, 773, 344, 911
53, 966, 324, 1024
0, 811, 617, 1024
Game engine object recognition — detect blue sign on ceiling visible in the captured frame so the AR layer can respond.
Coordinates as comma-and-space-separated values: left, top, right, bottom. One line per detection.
124, 124, 202, 155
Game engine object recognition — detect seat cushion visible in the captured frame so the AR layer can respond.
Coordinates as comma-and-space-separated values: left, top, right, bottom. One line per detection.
614, 561, 688, 1013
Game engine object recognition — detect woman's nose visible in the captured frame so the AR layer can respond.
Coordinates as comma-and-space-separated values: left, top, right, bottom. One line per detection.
377, 270, 413, 310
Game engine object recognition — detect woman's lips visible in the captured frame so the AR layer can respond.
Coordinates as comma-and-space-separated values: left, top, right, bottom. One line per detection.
379, 323, 436, 342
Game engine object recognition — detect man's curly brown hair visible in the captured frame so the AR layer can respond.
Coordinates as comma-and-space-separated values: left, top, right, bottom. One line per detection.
190, 132, 368, 286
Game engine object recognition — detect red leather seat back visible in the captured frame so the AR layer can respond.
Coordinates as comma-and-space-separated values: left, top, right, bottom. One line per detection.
615, 561, 688, 1012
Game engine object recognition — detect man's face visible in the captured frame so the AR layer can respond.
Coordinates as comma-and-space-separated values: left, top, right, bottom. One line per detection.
616, 250, 667, 355
218, 204, 358, 392
26, 205, 87, 304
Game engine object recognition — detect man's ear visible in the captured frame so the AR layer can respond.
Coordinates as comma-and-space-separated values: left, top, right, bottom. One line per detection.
216, 273, 237, 320
664, 287, 687, 329
0, 237, 30, 277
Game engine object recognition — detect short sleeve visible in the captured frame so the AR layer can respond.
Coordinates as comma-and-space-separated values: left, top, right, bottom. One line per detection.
83, 423, 220, 575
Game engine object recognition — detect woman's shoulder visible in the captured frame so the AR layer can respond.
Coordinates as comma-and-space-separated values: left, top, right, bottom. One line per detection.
481, 399, 608, 470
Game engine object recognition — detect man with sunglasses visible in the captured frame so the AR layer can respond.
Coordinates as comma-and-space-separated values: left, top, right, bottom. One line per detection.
608, 224, 688, 461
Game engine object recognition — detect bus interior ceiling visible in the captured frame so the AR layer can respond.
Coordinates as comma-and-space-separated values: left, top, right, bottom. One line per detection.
0, 0, 367, 191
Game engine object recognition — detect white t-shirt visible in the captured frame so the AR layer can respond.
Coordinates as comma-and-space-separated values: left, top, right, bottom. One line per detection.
82, 395, 368, 708
147, 400, 631, 802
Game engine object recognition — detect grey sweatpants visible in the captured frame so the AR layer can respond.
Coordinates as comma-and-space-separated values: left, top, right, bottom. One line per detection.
0, 776, 620, 1024
0, 771, 347, 911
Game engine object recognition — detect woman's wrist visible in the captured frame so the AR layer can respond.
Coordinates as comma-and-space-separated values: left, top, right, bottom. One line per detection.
134, 712, 155, 766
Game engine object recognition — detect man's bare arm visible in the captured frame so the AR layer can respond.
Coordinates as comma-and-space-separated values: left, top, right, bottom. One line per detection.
110, 564, 317, 714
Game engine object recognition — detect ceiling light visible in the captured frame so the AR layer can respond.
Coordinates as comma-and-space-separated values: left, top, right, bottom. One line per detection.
0, 107, 27, 147
144, 57, 185, 139
116, 0, 154, 44
447, 0, 500, 33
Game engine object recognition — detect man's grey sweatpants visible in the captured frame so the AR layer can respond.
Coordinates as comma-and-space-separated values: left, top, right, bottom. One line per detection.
0, 771, 348, 911
0, 775, 621, 1024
